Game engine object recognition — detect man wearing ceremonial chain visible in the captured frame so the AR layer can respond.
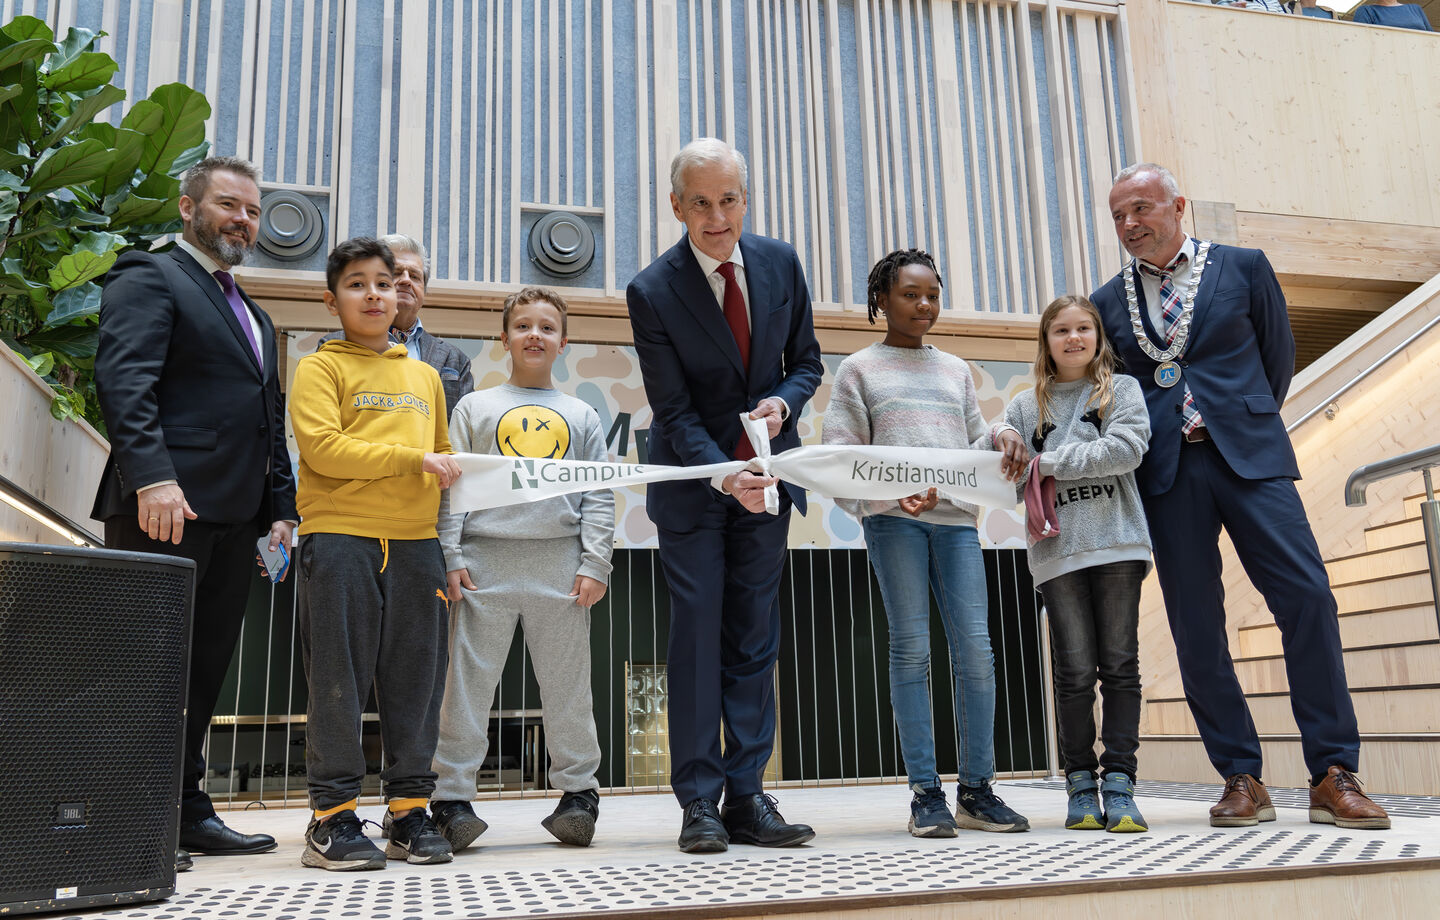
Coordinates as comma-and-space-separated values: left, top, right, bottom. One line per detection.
1090, 163, 1389, 831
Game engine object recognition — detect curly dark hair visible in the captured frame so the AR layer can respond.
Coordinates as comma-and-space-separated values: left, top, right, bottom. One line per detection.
865, 248, 943, 324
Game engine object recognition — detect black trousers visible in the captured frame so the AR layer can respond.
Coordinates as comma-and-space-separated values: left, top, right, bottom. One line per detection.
1039, 560, 1147, 779
658, 496, 791, 807
105, 514, 260, 823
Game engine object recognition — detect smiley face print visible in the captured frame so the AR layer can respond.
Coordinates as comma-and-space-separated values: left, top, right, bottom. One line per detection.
496, 405, 571, 459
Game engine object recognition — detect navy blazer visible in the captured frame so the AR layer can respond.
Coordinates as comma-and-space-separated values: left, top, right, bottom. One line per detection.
92, 246, 298, 528
1092, 242, 1299, 496
626, 232, 824, 529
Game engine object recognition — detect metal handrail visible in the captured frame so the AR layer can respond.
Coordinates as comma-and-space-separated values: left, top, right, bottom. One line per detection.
1344, 443, 1440, 507
1287, 312, 1440, 434
0, 472, 102, 547
1344, 446, 1440, 637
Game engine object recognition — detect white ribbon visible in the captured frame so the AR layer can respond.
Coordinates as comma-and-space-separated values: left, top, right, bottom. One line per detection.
446, 413, 1014, 514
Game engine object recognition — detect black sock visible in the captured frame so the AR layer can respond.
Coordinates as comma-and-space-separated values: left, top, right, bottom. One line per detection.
1310, 771, 1328, 787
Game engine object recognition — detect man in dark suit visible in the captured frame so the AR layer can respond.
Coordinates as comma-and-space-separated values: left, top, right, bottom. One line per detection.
319, 234, 473, 416
627, 138, 824, 853
93, 156, 299, 863
1091, 163, 1389, 830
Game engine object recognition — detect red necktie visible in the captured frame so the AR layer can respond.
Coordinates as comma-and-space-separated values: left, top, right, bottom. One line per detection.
715, 261, 754, 460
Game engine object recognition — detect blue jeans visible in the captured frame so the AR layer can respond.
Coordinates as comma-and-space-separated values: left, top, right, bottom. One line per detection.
863, 515, 995, 787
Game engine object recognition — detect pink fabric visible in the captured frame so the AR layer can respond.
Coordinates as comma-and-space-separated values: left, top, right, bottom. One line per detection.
1025, 455, 1060, 542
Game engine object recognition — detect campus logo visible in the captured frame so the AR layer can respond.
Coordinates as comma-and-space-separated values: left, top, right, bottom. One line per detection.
511, 458, 541, 490
352, 390, 431, 416
506, 456, 647, 492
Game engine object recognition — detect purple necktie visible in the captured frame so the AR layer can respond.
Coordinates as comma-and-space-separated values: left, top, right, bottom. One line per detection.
213, 269, 262, 366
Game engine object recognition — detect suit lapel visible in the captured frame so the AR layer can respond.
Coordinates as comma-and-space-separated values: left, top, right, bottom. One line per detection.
665, 235, 747, 378
170, 247, 263, 379
1186, 244, 1225, 342
738, 235, 770, 374
1130, 262, 1167, 350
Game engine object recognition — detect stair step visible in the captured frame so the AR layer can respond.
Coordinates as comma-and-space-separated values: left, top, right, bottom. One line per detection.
1137, 735, 1440, 795
1326, 542, 1430, 586
1332, 570, 1434, 614
1237, 604, 1438, 657
1233, 639, 1440, 695
1365, 516, 1425, 552
1145, 684, 1440, 735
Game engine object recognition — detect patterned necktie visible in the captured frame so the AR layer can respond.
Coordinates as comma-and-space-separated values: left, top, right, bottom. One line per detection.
715, 261, 755, 460
1138, 252, 1189, 346
213, 270, 263, 367
1137, 254, 1204, 434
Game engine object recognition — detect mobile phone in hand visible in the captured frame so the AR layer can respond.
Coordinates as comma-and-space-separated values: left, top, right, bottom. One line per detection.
256, 535, 290, 582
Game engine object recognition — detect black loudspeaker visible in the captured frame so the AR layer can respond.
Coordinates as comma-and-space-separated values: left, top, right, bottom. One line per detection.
0, 542, 194, 915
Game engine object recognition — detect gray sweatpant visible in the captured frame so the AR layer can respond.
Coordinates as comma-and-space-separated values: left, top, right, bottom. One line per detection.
298, 533, 450, 810
431, 535, 601, 800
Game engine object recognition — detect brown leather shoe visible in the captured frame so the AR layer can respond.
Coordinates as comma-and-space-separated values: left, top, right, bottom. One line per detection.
1209, 773, 1276, 827
1309, 766, 1390, 830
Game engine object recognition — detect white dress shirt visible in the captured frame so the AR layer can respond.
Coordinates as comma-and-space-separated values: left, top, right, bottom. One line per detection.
1136, 236, 1198, 337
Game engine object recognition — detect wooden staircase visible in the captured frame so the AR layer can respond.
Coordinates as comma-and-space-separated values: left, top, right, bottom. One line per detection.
1139, 494, 1440, 794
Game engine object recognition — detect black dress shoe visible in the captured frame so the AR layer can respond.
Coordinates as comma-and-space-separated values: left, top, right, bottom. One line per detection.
178, 816, 277, 855
722, 793, 814, 847
174, 848, 192, 872
677, 798, 729, 853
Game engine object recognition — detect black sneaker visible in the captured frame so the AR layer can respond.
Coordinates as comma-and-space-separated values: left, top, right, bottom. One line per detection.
955, 781, 1030, 833
385, 808, 454, 864
909, 783, 958, 838
302, 811, 386, 871
541, 790, 600, 847
432, 799, 489, 853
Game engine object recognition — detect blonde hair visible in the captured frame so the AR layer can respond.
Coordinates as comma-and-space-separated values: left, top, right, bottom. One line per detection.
1032, 294, 1117, 436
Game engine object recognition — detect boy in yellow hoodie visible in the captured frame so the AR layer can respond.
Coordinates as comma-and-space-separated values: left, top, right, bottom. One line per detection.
290, 237, 463, 871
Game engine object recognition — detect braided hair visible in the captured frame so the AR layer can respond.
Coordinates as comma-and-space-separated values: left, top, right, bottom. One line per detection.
865, 249, 943, 324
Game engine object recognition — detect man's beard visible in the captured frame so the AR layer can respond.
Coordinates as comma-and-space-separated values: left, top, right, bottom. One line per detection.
195, 220, 254, 266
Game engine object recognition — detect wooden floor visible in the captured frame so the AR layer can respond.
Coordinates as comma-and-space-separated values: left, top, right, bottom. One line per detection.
49, 779, 1440, 920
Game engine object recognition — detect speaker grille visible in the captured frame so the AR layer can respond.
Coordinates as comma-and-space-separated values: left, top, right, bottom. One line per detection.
0, 548, 191, 906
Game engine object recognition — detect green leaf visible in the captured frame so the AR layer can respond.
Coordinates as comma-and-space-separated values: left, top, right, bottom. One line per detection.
25, 322, 97, 358
27, 138, 113, 196
49, 393, 72, 420
92, 125, 145, 195
37, 83, 125, 151
2, 16, 55, 43
0, 36, 52, 71
134, 171, 178, 200
110, 193, 173, 226
0, 150, 27, 172
42, 51, 117, 93
167, 140, 209, 176
76, 120, 116, 145
136, 83, 210, 175
0, 190, 16, 222
24, 350, 54, 376
50, 26, 101, 71
0, 60, 39, 146
73, 230, 126, 255
47, 248, 116, 290
46, 281, 101, 324
119, 97, 163, 135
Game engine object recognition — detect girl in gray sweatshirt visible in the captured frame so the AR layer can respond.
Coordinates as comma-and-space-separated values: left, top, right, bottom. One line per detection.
1005, 294, 1152, 835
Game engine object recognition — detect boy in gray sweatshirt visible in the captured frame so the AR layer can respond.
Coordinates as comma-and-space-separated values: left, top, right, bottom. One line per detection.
428, 287, 614, 851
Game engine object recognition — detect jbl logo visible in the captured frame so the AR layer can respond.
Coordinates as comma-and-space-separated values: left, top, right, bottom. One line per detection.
55, 803, 87, 826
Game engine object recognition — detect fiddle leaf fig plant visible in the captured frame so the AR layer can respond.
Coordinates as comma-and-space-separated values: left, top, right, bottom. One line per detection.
0, 14, 211, 430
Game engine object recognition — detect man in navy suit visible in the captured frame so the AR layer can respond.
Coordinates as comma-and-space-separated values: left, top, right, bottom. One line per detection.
627, 138, 823, 853
93, 157, 298, 864
1092, 163, 1388, 830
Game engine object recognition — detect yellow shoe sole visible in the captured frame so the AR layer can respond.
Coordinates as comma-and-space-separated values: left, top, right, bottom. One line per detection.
1065, 814, 1105, 830
1107, 815, 1148, 833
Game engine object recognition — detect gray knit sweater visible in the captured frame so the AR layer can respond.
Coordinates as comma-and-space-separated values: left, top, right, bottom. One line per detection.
1004, 376, 1153, 586
823, 343, 1003, 526
438, 383, 615, 584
